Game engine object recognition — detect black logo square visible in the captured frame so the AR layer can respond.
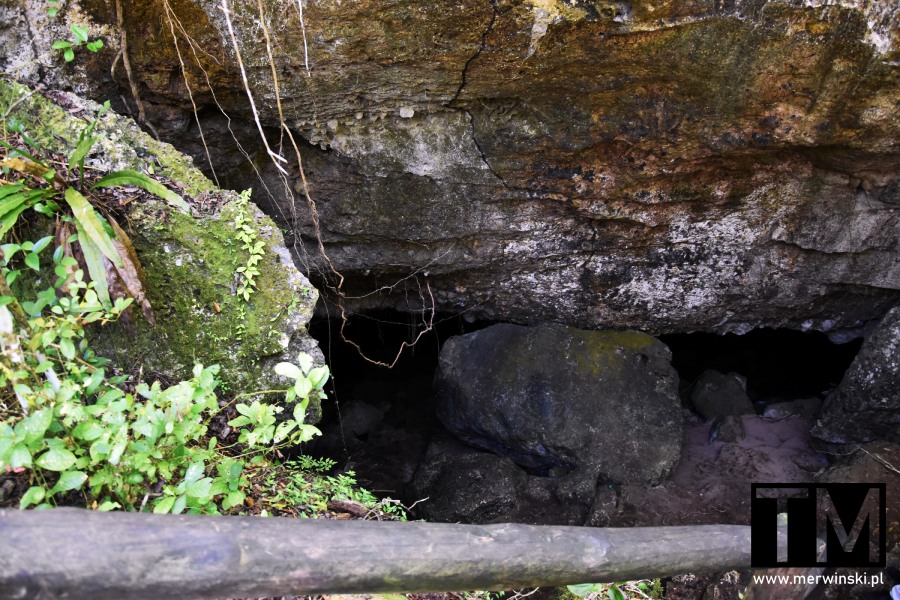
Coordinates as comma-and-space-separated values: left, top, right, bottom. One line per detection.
751, 483, 886, 568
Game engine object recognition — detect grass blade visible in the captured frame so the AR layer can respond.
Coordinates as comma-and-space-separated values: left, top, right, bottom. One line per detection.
68, 125, 97, 174
91, 170, 190, 213
63, 188, 123, 268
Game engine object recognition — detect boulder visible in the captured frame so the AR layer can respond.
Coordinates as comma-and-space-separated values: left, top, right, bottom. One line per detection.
813, 306, 900, 444
1, 80, 325, 418
408, 447, 527, 524
690, 370, 756, 419
434, 323, 682, 488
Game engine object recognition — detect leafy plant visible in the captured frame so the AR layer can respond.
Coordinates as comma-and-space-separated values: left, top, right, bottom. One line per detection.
0, 265, 329, 514
51, 24, 103, 63
1, 102, 332, 515
1, 101, 194, 327
567, 580, 663, 600
232, 189, 264, 302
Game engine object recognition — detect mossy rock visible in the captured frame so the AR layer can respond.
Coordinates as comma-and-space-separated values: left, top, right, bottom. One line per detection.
0, 79, 325, 420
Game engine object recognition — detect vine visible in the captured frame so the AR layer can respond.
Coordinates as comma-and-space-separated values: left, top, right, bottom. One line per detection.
232, 189, 265, 303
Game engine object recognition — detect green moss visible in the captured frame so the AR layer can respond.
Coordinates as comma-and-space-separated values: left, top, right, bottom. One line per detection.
568, 329, 656, 376
0, 78, 214, 197
91, 195, 318, 398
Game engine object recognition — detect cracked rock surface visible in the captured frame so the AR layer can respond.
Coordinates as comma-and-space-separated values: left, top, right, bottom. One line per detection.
5, 0, 898, 333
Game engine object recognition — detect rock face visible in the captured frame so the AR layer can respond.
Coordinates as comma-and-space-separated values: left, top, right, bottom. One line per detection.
434, 323, 682, 488
813, 306, 900, 444
408, 447, 528, 524
1, 0, 898, 334
690, 370, 755, 419
1, 80, 325, 417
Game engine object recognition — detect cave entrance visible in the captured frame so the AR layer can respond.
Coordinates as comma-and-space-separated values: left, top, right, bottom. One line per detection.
659, 328, 863, 404
305, 314, 864, 514
305, 310, 491, 499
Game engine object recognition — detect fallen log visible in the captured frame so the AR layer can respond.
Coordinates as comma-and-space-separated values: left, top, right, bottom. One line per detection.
0, 508, 752, 600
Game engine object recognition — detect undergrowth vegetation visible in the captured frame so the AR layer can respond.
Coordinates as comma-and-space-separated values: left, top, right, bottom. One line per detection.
0, 91, 403, 522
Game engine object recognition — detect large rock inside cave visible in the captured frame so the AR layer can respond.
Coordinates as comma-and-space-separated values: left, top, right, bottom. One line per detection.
3, 0, 898, 333
434, 323, 683, 488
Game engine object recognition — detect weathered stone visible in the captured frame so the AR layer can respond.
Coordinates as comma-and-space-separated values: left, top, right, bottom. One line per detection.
762, 398, 822, 420
708, 415, 746, 444
691, 370, 756, 419
813, 306, 900, 444
2, 1, 898, 335
434, 323, 682, 487
0, 80, 325, 417
408, 446, 527, 524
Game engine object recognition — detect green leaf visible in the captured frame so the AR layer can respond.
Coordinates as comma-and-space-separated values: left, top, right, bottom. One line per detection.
292, 377, 312, 399
8, 443, 32, 469
274, 420, 298, 443
32, 236, 53, 254
97, 500, 121, 511
0, 192, 29, 222
274, 361, 303, 380
35, 447, 77, 472
0, 202, 29, 240
64, 188, 122, 267
16, 408, 52, 444
51, 40, 72, 49
50, 470, 87, 494
86, 39, 103, 52
72, 421, 105, 442
0, 183, 24, 199
19, 486, 46, 509
69, 126, 97, 173
70, 24, 89, 43
567, 584, 603, 598
88, 439, 110, 462
292, 402, 306, 424
24, 251, 39, 271
184, 462, 205, 484
296, 352, 313, 374
107, 432, 127, 465
153, 495, 175, 514
186, 477, 212, 499
63, 48, 74, 62
91, 170, 190, 213
307, 366, 329, 389
74, 221, 111, 309
59, 337, 76, 360
607, 585, 625, 600
227, 415, 251, 428
222, 490, 246, 510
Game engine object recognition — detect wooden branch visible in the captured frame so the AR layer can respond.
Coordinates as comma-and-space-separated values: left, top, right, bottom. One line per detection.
0, 508, 752, 600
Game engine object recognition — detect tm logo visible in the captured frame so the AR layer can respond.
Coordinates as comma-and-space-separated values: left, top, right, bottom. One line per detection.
751, 483, 886, 568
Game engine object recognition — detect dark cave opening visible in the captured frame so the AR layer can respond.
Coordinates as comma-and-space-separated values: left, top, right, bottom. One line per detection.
305, 313, 864, 504
658, 328, 863, 402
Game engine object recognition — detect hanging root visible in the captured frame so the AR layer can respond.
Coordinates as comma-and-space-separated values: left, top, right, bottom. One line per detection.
220, 0, 288, 175
210, 0, 441, 368
162, 0, 220, 187
115, 0, 159, 140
